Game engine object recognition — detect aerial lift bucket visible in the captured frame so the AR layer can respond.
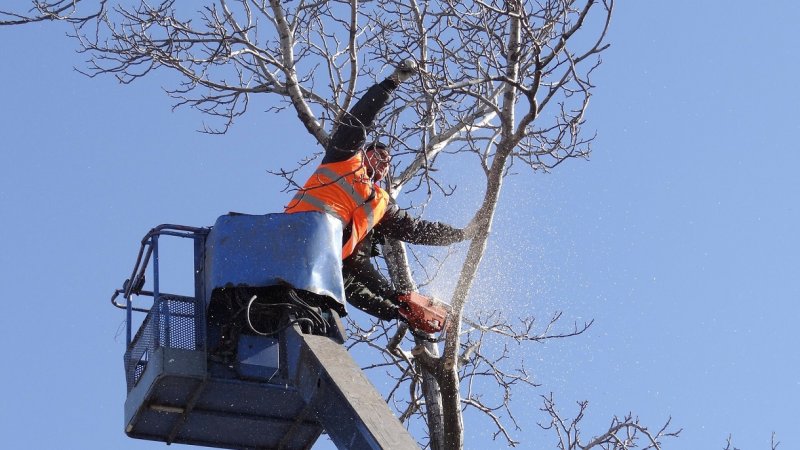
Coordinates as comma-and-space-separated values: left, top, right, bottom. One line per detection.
111, 212, 419, 450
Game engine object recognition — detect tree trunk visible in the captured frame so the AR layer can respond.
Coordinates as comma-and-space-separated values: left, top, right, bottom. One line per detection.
383, 238, 445, 450
439, 135, 515, 448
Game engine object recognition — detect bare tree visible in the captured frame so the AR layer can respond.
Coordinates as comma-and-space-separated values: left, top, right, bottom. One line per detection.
2, 1, 680, 449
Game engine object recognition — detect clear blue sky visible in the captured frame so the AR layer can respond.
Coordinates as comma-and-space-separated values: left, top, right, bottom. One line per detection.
1, 2, 798, 449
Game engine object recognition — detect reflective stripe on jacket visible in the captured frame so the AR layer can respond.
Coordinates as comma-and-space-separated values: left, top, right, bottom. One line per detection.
285, 153, 390, 259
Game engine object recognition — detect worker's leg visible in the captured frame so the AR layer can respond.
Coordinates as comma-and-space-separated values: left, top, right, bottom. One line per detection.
206, 293, 242, 362
343, 270, 399, 321
342, 240, 401, 321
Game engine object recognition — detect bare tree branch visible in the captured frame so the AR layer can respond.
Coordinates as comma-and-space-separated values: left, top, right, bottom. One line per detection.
1, 0, 105, 26
539, 394, 681, 450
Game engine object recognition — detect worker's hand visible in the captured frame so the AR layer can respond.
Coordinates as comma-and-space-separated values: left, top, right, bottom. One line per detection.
389, 58, 418, 84
462, 213, 490, 240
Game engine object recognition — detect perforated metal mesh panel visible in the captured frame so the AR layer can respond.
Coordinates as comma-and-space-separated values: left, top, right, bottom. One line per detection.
159, 296, 199, 350
124, 295, 201, 392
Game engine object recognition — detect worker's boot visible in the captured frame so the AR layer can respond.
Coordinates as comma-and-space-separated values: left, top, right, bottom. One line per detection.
209, 322, 239, 364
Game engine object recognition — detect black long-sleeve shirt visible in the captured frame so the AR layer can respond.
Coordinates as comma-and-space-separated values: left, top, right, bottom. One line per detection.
323, 78, 398, 164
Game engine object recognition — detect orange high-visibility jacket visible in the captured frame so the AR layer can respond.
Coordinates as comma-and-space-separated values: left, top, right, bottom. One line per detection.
285, 153, 390, 259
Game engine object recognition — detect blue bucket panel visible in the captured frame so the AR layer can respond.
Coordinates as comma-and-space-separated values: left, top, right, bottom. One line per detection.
204, 212, 346, 309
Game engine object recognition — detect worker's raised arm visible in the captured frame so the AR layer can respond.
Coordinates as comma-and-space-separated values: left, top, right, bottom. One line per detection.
323, 60, 417, 164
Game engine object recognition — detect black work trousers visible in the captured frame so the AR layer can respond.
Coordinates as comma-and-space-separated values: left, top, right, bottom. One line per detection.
342, 261, 398, 321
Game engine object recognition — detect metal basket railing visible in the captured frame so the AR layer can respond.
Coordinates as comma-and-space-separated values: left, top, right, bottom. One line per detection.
111, 225, 209, 392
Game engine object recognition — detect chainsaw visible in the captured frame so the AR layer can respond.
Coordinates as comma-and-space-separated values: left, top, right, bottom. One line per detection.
395, 292, 451, 334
